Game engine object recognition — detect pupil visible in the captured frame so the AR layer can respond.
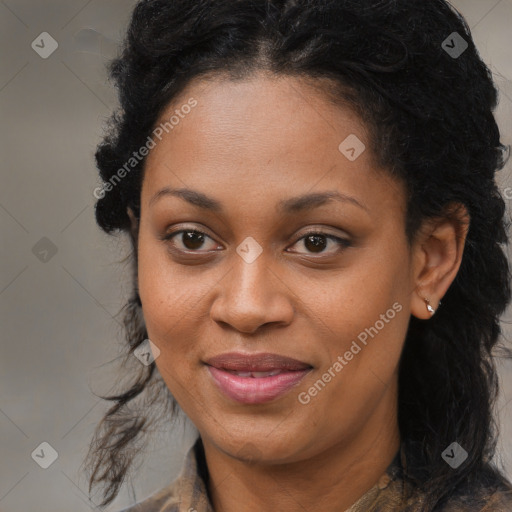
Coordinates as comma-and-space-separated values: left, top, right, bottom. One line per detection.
305, 235, 326, 253
183, 231, 204, 250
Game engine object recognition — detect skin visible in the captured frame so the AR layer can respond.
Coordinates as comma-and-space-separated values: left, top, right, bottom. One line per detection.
127, 70, 469, 512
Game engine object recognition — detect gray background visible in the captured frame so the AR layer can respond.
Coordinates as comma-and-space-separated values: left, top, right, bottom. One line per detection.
1, 1, 511, 511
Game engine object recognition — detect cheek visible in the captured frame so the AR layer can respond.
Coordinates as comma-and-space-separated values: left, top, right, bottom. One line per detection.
303, 241, 411, 373
308, 254, 406, 330
137, 236, 194, 352
137, 244, 202, 402
297, 266, 409, 436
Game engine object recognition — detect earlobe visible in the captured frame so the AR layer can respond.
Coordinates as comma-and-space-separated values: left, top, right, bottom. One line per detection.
410, 203, 470, 320
411, 290, 443, 320
420, 295, 442, 317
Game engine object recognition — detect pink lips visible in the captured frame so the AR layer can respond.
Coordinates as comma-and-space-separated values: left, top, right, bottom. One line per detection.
205, 352, 312, 404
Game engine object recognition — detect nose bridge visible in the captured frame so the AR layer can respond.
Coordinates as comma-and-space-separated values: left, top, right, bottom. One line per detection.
210, 242, 294, 332
235, 241, 274, 297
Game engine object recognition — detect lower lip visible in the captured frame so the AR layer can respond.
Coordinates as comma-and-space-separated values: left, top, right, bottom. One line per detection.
206, 365, 311, 404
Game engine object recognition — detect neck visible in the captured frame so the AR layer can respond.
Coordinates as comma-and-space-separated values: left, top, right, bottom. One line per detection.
203, 385, 401, 512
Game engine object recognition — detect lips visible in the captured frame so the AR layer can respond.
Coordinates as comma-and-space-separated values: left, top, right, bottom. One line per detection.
204, 352, 312, 372
204, 352, 313, 404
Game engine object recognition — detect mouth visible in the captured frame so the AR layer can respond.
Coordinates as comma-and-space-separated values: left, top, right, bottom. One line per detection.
218, 368, 290, 378
204, 352, 313, 404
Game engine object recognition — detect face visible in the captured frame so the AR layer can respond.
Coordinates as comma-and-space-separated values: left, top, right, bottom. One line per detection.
135, 71, 417, 464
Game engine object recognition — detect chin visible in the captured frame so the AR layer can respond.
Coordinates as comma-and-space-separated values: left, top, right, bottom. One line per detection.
215, 430, 309, 465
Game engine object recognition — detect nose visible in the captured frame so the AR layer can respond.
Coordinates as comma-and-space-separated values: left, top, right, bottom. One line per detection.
209, 251, 295, 334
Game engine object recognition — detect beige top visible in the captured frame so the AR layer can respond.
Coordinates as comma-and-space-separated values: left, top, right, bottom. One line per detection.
119, 437, 512, 511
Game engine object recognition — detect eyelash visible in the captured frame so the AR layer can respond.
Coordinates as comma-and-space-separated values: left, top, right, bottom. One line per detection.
161, 228, 352, 256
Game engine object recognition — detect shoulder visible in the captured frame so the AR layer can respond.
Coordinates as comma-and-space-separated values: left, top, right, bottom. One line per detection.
117, 436, 211, 512
439, 489, 512, 511
439, 466, 512, 511
116, 481, 181, 512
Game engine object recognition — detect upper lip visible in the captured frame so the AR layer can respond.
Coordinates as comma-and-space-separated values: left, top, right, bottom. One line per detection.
204, 352, 312, 372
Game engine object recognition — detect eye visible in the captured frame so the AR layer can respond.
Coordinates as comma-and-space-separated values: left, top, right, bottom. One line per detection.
163, 229, 220, 252
162, 227, 352, 256
288, 231, 352, 255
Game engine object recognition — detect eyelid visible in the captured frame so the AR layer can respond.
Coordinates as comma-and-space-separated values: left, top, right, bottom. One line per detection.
294, 226, 350, 240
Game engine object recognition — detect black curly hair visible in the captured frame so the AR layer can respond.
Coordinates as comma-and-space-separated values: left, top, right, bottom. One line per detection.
84, 0, 512, 510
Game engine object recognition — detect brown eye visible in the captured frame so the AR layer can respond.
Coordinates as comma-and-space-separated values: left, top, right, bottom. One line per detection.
181, 231, 206, 250
164, 230, 219, 252
304, 234, 328, 253
289, 231, 351, 255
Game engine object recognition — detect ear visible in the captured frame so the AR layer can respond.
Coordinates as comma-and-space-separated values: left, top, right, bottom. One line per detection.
127, 207, 140, 241
410, 203, 470, 320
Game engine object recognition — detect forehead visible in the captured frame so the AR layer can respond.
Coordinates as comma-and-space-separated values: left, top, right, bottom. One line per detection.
148, 71, 369, 163
141, 72, 403, 220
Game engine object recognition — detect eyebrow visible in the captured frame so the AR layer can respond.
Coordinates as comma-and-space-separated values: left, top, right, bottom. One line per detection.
149, 187, 369, 213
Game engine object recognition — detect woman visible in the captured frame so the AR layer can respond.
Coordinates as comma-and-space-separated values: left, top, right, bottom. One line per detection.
85, 0, 512, 510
